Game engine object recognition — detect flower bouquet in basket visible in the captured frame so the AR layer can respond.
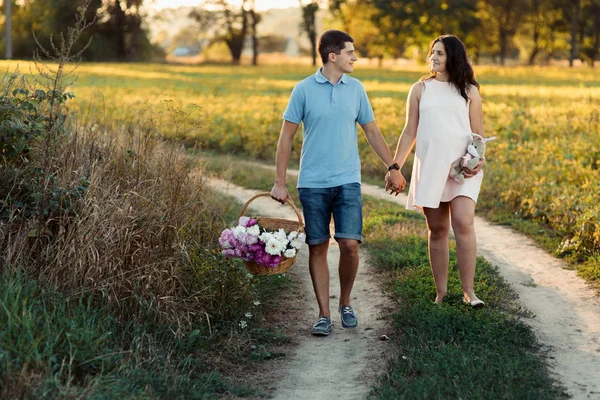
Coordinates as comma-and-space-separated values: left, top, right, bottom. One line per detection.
218, 193, 305, 276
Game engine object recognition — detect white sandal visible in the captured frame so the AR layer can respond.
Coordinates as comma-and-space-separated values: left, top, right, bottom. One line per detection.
463, 298, 485, 308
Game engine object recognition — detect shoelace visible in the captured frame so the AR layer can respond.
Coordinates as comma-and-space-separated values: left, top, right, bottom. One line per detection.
341, 307, 354, 315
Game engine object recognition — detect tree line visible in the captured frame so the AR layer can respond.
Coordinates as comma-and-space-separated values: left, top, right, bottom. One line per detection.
1, 0, 599, 66
1, 0, 160, 61
194, 0, 600, 66
363, 0, 600, 66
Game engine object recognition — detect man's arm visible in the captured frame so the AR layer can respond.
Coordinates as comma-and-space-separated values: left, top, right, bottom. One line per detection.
360, 120, 406, 192
270, 120, 299, 203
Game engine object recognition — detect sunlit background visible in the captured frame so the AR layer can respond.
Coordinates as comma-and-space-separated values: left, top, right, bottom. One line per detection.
1, 0, 598, 67
0, 1, 599, 400
150, 0, 299, 11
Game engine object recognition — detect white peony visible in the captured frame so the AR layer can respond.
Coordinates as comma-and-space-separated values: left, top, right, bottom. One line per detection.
232, 225, 246, 238
259, 231, 274, 242
284, 248, 297, 258
265, 238, 285, 256
247, 225, 260, 236
274, 228, 287, 241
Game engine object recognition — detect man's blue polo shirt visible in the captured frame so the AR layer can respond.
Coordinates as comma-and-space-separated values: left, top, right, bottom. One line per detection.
283, 68, 375, 188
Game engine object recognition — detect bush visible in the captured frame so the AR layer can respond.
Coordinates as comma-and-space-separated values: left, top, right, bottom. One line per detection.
481, 106, 600, 263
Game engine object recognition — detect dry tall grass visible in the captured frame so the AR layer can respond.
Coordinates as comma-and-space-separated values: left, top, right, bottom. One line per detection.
1, 89, 237, 327
1, 6, 262, 346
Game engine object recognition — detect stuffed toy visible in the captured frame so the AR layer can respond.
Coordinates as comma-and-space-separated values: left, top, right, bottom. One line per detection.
449, 133, 497, 184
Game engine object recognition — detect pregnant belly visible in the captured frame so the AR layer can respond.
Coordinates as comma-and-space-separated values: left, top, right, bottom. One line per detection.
416, 128, 470, 163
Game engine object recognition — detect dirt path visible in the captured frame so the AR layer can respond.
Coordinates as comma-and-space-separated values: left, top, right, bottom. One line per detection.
359, 184, 600, 400
209, 178, 395, 400
209, 170, 600, 399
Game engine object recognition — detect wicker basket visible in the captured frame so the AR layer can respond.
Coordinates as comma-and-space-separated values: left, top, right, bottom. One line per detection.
240, 193, 304, 276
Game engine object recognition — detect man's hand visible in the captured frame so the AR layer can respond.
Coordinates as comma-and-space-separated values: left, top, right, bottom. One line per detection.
270, 183, 290, 204
385, 170, 406, 196
463, 159, 485, 178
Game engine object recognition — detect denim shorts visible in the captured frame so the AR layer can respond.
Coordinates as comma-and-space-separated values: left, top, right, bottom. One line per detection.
298, 182, 362, 245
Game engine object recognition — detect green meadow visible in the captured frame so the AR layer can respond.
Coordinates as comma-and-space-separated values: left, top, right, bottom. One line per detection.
26, 60, 597, 283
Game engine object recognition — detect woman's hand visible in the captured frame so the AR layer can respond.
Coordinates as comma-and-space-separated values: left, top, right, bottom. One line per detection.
385, 170, 406, 196
464, 158, 485, 178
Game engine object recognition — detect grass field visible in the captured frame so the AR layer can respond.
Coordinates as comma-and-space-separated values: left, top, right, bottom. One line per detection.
2, 60, 597, 274
1, 59, 594, 397
16, 60, 591, 283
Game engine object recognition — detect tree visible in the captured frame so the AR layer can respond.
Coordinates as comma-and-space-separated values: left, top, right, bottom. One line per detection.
371, 0, 480, 60
328, 0, 394, 66
466, 1, 499, 64
94, 0, 145, 62
248, 0, 261, 65
328, 0, 350, 32
521, 0, 569, 65
0, 0, 160, 61
525, 0, 544, 64
580, 0, 600, 66
4, 0, 12, 59
484, 0, 528, 65
299, 0, 321, 66
190, 0, 251, 65
3, 0, 100, 60
566, 0, 583, 66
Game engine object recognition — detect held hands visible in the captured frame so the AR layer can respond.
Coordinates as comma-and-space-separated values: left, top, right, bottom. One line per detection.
385, 170, 407, 196
270, 183, 290, 204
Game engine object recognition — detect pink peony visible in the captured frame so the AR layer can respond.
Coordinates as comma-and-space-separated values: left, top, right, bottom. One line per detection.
219, 229, 238, 249
222, 249, 236, 258
239, 232, 259, 246
238, 216, 251, 227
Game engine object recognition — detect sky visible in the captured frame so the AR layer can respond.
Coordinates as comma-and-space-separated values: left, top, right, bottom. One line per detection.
149, 0, 301, 12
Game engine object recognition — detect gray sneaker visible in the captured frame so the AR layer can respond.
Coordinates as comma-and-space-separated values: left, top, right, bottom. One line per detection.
311, 316, 332, 336
339, 305, 358, 328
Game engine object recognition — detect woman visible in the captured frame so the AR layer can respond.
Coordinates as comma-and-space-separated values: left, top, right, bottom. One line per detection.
386, 35, 486, 307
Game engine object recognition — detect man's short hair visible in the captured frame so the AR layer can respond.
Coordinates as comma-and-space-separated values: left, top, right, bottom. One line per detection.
317, 30, 354, 65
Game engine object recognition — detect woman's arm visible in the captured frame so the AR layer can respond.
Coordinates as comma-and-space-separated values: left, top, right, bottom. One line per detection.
386, 81, 421, 193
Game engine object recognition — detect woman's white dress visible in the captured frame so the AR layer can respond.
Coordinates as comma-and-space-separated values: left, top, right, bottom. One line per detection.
406, 79, 483, 211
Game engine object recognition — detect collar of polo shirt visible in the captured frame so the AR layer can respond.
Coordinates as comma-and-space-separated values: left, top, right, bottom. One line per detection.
315, 67, 349, 85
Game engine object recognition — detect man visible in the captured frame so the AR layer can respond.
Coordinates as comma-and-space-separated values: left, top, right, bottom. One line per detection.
270, 30, 406, 336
